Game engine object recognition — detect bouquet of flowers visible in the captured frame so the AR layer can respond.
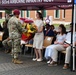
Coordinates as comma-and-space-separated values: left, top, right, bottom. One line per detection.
20, 18, 37, 41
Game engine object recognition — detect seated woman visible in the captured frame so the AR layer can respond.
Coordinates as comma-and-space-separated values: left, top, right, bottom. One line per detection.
45, 24, 66, 65
44, 24, 55, 37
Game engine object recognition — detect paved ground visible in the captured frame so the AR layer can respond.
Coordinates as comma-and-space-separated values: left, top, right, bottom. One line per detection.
0, 48, 76, 75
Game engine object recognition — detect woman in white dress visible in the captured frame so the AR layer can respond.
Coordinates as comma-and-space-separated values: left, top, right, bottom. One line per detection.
33, 12, 44, 61
45, 24, 66, 65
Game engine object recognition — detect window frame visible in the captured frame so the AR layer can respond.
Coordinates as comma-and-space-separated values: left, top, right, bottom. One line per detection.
54, 10, 60, 19
26, 10, 30, 18
62, 10, 65, 19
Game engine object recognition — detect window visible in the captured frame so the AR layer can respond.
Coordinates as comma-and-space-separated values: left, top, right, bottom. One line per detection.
43, 10, 47, 17
26, 10, 30, 17
54, 10, 60, 19
62, 10, 65, 19
21, 10, 24, 17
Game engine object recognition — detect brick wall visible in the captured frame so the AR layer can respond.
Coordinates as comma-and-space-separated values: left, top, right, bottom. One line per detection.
0, 10, 72, 23
65, 9, 72, 22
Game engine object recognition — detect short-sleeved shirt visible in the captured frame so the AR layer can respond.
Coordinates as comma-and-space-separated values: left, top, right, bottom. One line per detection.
56, 34, 66, 43
65, 32, 76, 44
44, 29, 54, 37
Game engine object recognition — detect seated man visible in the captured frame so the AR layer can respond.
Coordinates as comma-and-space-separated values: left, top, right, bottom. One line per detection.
63, 26, 76, 69
44, 24, 55, 37
63, 41, 76, 69
2, 14, 13, 53
2, 38, 12, 53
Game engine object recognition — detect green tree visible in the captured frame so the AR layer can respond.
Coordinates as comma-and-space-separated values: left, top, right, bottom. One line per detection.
5, 10, 12, 15
5, 10, 12, 20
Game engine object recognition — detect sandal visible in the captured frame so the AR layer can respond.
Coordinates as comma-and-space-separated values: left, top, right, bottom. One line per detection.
48, 61, 57, 66
63, 64, 69, 69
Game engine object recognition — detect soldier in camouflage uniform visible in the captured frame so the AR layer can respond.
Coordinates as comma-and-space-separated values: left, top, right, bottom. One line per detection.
8, 9, 27, 64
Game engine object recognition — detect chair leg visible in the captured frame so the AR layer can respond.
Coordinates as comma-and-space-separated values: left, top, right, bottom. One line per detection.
5, 49, 7, 53
31, 48, 34, 57
41, 49, 45, 59
33, 49, 36, 58
19, 45, 23, 55
58, 52, 61, 64
24, 46, 28, 55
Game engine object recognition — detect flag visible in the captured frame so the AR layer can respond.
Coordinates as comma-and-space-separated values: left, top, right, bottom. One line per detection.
74, 0, 76, 4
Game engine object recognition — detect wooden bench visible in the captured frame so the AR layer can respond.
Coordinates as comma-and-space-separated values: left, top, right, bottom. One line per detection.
25, 36, 54, 57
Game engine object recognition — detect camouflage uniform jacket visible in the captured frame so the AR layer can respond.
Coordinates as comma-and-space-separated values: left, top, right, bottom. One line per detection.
8, 16, 27, 39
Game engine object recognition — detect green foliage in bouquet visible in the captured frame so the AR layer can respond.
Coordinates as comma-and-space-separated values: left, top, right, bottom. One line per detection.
30, 25, 37, 32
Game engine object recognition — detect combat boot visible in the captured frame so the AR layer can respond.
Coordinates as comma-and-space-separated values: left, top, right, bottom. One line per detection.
13, 59, 23, 64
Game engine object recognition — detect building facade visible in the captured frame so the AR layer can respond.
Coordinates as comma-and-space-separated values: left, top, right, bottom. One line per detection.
0, 9, 72, 24
0, 10, 5, 19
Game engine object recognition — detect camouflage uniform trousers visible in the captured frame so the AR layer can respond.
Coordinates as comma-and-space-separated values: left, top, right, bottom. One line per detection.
12, 38, 21, 59
2, 39, 12, 51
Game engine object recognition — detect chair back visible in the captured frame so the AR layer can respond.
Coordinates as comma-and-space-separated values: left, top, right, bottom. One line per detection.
43, 36, 53, 47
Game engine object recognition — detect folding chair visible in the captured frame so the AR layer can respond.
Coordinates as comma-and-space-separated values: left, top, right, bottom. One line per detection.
43, 36, 54, 49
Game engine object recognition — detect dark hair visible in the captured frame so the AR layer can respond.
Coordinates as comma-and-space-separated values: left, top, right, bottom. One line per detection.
37, 12, 43, 20
45, 24, 50, 29
50, 25, 55, 30
59, 24, 66, 35
46, 24, 50, 27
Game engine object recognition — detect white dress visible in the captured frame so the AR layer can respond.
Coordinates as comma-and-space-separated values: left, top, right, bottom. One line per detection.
33, 20, 44, 49
45, 34, 66, 59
